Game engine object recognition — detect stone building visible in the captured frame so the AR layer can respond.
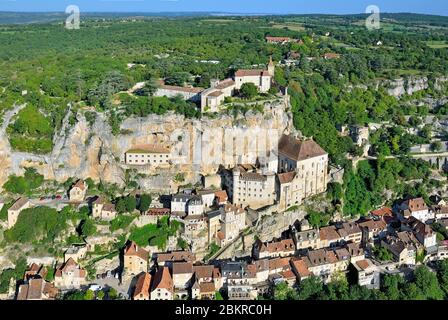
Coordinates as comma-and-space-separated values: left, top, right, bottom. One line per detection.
7, 197, 30, 229
277, 134, 328, 211
124, 144, 171, 167
151, 266, 174, 300
234, 57, 275, 93
123, 241, 149, 277
133, 272, 152, 300
54, 258, 87, 290
220, 204, 246, 246
223, 164, 276, 210
92, 196, 117, 220
154, 82, 203, 102
69, 180, 87, 202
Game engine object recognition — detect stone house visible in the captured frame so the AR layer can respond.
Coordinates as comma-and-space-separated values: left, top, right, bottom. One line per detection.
7, 197, 31, 229
92, 197, 117, 221
253, 238, 296, 260
123, 241, 149, 277
54, 258, 87, 290
401, 216, 437, 249
133, 272, 151, 300
293, 228, 323, 251
337, 222, 362, 244
16, 278, 59, 300
352, 259, 380, 290
155, 251, 196, 267
319, 226, 343, 248
64, 245, 87, 263
151, 266, 174, 300
220, 204, 246, 246
69, 180, 87, 202
172, 262, 194, 290
397, 198, 434, 223
381, 231, 421, 266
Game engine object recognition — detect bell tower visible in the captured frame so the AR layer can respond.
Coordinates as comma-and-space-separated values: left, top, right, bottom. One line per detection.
268, 56, 275, 77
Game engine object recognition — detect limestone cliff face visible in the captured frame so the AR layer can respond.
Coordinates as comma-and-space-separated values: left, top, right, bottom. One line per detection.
0, 100, 292, 189
380, 76, 448, 97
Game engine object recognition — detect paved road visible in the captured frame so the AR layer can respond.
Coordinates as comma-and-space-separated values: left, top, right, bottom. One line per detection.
91, 276, 132, 299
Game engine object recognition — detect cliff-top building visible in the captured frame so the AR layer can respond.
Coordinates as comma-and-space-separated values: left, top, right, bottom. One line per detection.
125, 144, 171, 167
277, 134, 328, 211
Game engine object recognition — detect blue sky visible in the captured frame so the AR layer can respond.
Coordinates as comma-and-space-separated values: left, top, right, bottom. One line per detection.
0, 0, 447, 16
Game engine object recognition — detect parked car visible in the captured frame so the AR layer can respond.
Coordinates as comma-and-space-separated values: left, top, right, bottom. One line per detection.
89, 284, 103, 291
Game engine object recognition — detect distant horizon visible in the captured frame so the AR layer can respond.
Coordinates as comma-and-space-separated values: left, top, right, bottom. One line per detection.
0, 11, 447, 18
0, 0, 447, 16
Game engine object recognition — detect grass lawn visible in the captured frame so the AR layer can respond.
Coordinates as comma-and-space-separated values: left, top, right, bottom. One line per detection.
271, 23, 305, 32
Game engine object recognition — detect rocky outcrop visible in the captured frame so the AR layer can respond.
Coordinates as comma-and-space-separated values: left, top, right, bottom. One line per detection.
0, 100, 292, 189
381, 76, 448, 97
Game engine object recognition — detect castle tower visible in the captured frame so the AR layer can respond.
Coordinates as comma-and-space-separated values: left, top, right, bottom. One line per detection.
268, 56, 275, 77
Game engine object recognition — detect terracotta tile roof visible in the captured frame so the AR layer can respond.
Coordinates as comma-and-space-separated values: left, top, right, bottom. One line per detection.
172, 262, 193, 275
337, 222, 361, 237
240, 172, 267, 182
199, 282, 215, 293
306, 249, 338, 267
152, 267, 173, 291
278, 171, 296, 184
9, 197, 29, 211
358, 219, 387, 231
323, 53, 341, 59
24, 264, 47, 280
159, 83, 204, 94
355, 259, 370, 271
291, 258, 311, 278
145, 208, 170, 216
16, 284, 29, 300
266, 36, 291, 42
268, 257, 291, 271
235, 69, 270, 77
406, 216, 434, 237
103, 203, 116, 212
280, 270, 296, 279
405, 198, 428, 212
72, 180, 86, 191
217, 231, 225, 241
193, 265, 214, 279
224, 203, 244, 214
334, 248, 351, 261
126, 144, 170, 154
370, 207, 393, 217
56, 258, 86, 280
346, 242, 364, 257
157, 251, 196, 263
124, 241, 149, 261
207, 90, 224, 98
93, 196, 106, 205
215, 190, 228, 203
213, 267, 221, 278
259, 239, 295, 253
278, 134, 327, 161
215, 79, 235, 90
319, 226, 341, 241
133, 273, 151, 299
